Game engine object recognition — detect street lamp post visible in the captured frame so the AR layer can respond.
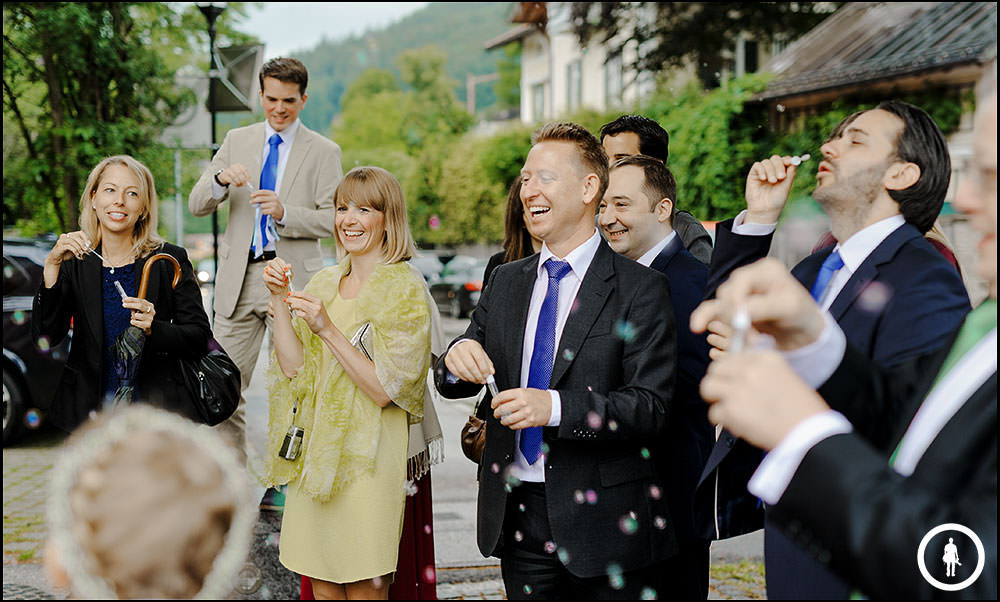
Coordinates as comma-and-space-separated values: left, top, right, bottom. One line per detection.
197, 2, 226, 299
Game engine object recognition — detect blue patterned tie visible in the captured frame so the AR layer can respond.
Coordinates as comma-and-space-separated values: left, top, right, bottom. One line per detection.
809, 250, 844, 301
521, 258, 573, 464
252, 133, 283, 258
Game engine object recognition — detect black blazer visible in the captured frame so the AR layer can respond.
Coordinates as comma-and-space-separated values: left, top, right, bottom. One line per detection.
32, 242, 212, 431
647, 236, 714, 543
436, 239, 678, 578
771, 327, 997, 599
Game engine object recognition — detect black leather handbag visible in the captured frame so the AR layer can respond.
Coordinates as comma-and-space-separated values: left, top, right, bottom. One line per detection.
178, 338, 241, 426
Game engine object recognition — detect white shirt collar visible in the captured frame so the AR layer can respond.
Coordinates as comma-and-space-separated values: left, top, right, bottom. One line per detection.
538, 229, 602, 280
264, 118, 300, 148
833, 214, 905, 272
636, 231, 677, 268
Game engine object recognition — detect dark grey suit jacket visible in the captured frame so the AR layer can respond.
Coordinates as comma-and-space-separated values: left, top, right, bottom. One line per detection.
436, 238, 678, 578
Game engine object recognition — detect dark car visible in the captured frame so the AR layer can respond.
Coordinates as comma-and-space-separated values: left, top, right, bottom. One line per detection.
429, 256, 489, 318
3, 238, 71, 444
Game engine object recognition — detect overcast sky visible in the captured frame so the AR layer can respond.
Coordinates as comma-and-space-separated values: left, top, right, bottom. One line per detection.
238, 2, 430, 58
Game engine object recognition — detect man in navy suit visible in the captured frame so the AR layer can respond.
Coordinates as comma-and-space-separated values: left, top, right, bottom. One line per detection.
600, 115, 713, 264
689, 84, 996, 599
699, 100, 971, 598
598, 154, 714, 598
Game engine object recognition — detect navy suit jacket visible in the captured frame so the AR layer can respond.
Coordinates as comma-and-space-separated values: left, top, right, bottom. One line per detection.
647, 236, 714, 543
697, 218, 971, 597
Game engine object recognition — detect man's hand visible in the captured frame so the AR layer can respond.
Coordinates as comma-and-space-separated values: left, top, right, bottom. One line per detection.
691, 258, 825, 352
745, 155, 798, 224
700, 350, 829, 450
215, 164, 253, 188
252, 189, 286, 221
444, 340, 494, 385
492, 388, 552, 430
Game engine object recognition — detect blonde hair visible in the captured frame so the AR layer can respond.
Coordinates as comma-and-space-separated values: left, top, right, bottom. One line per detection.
333, 166, 417, 264
48, 407, 255, 599
79, 155, 163, 258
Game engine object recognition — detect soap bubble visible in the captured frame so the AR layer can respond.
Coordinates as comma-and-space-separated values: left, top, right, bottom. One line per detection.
25, 410, 42, 430
619, 513, 638, 535
614, 319, 637, 343
606, 563, 625, 590
648, 485, 662, 500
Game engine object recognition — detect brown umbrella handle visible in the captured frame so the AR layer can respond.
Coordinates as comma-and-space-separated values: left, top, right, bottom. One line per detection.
137, 253, 182, 299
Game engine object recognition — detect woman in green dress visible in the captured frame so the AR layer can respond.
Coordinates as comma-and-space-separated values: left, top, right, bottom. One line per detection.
262, 166, 431, 600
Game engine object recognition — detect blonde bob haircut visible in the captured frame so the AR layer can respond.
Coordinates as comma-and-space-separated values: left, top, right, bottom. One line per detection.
78, 155, 163, 258
333, 166, 416, 264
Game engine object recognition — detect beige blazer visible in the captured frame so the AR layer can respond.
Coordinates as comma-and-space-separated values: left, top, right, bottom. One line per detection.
189, 122, 342, 318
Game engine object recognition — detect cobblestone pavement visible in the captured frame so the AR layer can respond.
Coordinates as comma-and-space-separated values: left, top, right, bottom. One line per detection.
4, 427, 765, 600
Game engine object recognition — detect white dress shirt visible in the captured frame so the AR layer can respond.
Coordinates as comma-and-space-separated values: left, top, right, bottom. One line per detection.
512, 229, 603, 482
732, 211, 906, 309
749, 318, 997, 504
211, 119, 301, 238
636, 231, 677, 268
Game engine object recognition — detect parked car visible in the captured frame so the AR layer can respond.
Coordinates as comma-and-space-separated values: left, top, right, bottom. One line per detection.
3, 238, 71, 444
429, 257, 489, 318
409, 253, 444, 283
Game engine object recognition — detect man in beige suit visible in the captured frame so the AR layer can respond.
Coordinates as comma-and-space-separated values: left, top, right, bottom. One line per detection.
190, 57, 342, 466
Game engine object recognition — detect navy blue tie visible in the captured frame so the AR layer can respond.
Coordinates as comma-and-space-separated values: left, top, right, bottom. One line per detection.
252, 133, 283, 258
521, 258, 573, 464
809, 250, 844, 301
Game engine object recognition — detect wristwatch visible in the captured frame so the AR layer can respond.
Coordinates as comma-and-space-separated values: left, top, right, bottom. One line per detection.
213, 169, 228, 187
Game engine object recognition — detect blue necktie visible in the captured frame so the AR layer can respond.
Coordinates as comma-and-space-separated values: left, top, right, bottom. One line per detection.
521, 258, 573, 465
252, 133, 283, 258
809, 250, 844, 301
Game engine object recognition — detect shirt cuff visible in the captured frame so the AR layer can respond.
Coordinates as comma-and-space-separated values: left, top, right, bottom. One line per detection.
732, 210, 777, 235
781, 311, 846, 389
748, 410, 853, 505
547, 391, 561, 426
211, 179, 228, 200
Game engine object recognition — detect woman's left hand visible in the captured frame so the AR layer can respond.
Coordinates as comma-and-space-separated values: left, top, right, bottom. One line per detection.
284, 292, 333, 335
122, 296, 155, 335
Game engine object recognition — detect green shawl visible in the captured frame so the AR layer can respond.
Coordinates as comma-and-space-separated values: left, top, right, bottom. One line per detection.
262, 260, 431, 501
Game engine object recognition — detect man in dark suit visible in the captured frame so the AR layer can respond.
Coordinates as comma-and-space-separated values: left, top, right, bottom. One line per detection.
436, 122, 677, 599
600, 115, 714, 264
690, 87, 996, 598
698, 99, 972, 598
598, 155, 714, 598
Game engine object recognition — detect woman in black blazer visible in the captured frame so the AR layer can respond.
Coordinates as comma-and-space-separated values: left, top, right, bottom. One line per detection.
32, 155, 212, 432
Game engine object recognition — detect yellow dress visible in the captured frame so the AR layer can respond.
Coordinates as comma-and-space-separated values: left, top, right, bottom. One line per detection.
266, 262, 430, 583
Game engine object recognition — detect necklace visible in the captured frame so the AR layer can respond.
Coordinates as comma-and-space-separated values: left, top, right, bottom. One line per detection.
88, 247, 134, 274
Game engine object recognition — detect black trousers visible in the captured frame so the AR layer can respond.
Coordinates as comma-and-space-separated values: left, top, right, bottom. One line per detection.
657, 537, 711, 599
501, 482, 660, 600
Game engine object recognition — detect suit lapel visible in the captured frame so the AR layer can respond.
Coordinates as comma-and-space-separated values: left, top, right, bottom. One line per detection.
246, 123, 266, 186
505, 257, 538, 389
648, 235, 683, 274
827, 224, 920, 321
279, 125, 312, 197
80, 252, 104, 346
549, 241, 614, 387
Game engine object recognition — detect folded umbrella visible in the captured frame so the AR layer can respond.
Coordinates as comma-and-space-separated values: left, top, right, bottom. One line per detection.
111, 253, 181, 406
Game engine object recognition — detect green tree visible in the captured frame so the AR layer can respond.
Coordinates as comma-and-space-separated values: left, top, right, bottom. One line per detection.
570, 2, 838, 89
3, 2, 255, 235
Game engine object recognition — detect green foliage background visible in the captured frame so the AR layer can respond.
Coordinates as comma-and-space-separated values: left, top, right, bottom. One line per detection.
4, 2, 972, 251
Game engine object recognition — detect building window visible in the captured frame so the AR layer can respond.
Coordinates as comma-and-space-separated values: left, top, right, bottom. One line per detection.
566, 59, 582, 112
604, 52, 623, 107
532, 82, 546, 122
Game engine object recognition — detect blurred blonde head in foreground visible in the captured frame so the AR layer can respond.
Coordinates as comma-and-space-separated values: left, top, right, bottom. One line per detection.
45, 406, 256, 599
